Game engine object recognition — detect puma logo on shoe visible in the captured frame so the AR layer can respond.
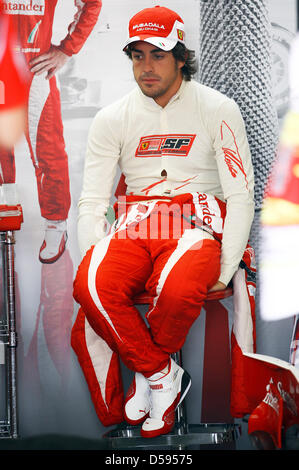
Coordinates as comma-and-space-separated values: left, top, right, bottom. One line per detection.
141, 358, 192, 438
124, 373, 151, 426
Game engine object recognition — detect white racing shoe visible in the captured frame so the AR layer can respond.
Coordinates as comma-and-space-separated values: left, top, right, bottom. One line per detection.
124, 372, 151, 425
141, 358, 191, 438
39, 219, 67, 264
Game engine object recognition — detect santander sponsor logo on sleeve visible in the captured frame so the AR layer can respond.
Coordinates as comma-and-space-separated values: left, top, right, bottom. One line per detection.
2, 0, 45, 15
194, 193, 224, 234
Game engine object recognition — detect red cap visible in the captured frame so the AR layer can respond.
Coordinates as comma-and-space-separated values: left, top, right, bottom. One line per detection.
123, 5, 185, 51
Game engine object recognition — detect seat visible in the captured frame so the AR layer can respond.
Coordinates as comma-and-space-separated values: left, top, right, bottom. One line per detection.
133, 287, 234, 425
104, 286, 241, 450
103, 176, 241, 448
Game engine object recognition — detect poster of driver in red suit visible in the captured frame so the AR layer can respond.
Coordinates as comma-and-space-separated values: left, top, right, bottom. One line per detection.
0, 0, 102, 263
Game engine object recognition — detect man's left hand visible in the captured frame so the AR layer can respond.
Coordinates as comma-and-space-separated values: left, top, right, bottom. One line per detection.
208, 280, 226, 292
29, 45, 68, 79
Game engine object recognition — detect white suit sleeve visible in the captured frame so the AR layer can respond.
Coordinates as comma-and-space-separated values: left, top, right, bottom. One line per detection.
77, 108, 120, 257
213, 99, 255, 285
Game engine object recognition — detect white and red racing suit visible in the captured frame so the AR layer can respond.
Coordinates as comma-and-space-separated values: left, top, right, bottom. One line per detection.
72, 79, 257, 426
0, 0, 102, 220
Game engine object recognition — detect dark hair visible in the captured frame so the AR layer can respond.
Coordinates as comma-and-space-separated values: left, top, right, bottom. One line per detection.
171, 42, 197, 81
124, 42, 198, 81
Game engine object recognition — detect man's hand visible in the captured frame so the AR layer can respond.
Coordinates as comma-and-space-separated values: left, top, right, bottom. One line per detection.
208, 280, 226, 292
29, 45, 68, 79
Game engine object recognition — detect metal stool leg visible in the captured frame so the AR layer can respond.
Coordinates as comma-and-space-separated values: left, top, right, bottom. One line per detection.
171, 350, 188, 435
1, 231, 18, 439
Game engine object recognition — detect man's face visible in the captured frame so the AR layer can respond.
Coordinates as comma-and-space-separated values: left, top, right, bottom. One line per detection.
130, 41, 185, 107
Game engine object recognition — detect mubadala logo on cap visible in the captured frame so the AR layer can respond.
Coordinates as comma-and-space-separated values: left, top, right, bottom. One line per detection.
133, 23, 165, 30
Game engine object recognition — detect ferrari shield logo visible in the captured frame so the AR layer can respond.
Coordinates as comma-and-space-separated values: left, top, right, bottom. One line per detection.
141, 142, 150, 150
177, 29, 184, 41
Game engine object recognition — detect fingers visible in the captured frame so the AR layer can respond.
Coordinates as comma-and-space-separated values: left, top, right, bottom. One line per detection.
208, 280, 226, 292
46, 68, 57, 80
30, 60, 56, 75
29, 51, 51, 67
28, 48, 68, 77
29, 50, 55, 75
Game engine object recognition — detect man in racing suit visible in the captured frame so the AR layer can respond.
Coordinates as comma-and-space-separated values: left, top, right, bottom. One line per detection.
72, 6, 255, 438
0, 0, 102, 263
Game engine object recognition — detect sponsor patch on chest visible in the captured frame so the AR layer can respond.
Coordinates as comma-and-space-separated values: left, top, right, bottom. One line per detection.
135, 134, 196, 157
2, 0, 45, 15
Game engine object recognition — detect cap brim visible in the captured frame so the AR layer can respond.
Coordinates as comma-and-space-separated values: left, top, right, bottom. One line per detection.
123, 35, 177, 52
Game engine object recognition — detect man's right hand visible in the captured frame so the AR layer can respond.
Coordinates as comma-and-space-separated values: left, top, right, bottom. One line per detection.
29, 45, 69, 79
208, 280, 226, 292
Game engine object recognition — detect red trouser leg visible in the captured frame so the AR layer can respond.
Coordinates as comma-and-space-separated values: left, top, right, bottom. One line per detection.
73, 237, 170, 377
73, 229, 221, 377
27, 74, 71, 221
145, 234, 221, 354
71, 307, 125, 426
0, 147, 15, 184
